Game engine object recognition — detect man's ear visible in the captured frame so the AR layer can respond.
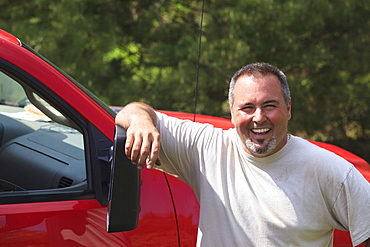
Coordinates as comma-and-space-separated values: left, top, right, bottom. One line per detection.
287, 100, 292, 120
230, 108, 235, 126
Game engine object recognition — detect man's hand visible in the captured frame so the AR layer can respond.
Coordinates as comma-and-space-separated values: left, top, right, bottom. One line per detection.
116, 102, 161, 169
125, 121, 161, 169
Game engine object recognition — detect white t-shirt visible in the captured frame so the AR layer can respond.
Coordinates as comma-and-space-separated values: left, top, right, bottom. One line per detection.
155, 112, 370, 246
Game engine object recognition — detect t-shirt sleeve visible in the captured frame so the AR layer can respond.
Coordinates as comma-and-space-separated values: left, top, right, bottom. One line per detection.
332, 166, 370, 246
154, 111, 220, 189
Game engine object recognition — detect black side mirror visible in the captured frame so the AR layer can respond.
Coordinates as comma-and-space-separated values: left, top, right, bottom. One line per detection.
107, 125, 141, 233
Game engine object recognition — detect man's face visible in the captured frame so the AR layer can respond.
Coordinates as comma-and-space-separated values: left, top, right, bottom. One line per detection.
230, 74, 291, 157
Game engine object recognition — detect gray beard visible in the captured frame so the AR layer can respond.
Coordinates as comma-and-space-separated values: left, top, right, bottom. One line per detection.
245, 137, 277, 155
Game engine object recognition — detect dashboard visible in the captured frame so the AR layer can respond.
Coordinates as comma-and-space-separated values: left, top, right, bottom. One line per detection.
0, 104, 86, 192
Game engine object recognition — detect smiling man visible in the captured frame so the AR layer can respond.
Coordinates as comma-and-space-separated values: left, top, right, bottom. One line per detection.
229, 71, 291, 157
116, 62, 370, 246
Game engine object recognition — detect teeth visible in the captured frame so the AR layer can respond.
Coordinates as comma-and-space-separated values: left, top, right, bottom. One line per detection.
252, 128, 270, 134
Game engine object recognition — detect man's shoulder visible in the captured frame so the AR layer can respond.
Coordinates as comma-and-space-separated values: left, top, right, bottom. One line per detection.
290, 136, 344, 158
289, 135, 353, 172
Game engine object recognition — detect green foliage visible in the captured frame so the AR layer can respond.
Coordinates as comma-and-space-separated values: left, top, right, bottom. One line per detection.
0, 0, 369, 161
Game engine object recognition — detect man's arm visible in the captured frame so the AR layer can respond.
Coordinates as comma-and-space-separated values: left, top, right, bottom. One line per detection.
115, 102, 161, 169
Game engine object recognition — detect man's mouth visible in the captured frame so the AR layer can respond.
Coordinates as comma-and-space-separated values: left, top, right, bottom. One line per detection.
251, 128, 271, 134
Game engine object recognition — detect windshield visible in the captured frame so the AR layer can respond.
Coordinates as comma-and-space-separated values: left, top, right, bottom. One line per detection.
0, 72, 26, 106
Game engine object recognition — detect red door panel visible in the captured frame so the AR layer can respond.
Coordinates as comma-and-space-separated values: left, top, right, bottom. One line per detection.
0, 169, 179, 246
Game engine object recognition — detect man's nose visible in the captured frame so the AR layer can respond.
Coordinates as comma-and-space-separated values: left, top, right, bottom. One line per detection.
252, 108, 266, 123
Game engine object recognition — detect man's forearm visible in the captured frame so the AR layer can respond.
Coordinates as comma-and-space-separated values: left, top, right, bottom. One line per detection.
115, 102, 157, 129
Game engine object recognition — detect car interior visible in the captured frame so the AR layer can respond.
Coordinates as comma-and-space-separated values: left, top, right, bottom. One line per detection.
0, 71, 87, 194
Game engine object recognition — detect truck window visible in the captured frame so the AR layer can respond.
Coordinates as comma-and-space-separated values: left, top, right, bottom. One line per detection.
0, 71, 87, 195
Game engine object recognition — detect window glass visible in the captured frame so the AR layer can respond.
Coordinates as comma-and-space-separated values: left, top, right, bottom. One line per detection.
0, 71, 86, 194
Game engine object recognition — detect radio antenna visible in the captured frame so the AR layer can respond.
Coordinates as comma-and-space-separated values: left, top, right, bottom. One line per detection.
193, 0, 205, 121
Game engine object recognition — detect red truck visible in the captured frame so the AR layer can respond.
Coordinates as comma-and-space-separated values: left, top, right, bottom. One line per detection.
0, 29, 369, 246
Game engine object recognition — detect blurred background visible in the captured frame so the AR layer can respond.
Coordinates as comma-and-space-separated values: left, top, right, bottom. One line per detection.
1, 0, 369, 162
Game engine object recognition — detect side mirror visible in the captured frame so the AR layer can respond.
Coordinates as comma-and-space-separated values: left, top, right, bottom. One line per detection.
107, 125, 141, 233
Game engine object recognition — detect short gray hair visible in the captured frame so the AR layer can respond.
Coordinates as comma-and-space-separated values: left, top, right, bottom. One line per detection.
228, 62, 291, 107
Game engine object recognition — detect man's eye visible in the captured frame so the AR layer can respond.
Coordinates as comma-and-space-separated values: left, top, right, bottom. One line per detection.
242, 106, 254, 111
265, 105, 277, 109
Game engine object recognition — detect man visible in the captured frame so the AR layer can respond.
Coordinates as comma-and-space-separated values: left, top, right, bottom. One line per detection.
116, 62, 370, 246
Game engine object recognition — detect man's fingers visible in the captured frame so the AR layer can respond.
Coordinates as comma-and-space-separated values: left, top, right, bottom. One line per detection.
124, 132, 134, 159
125, 130, 143, 167
136, 134, 151, 166
140, 131, 161, 168
148, 134, 161, 168
125, 127, 160, 170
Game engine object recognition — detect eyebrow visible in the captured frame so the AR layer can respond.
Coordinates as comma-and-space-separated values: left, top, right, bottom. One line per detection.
263, 100, 280, 105
241, 99, 281, 106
